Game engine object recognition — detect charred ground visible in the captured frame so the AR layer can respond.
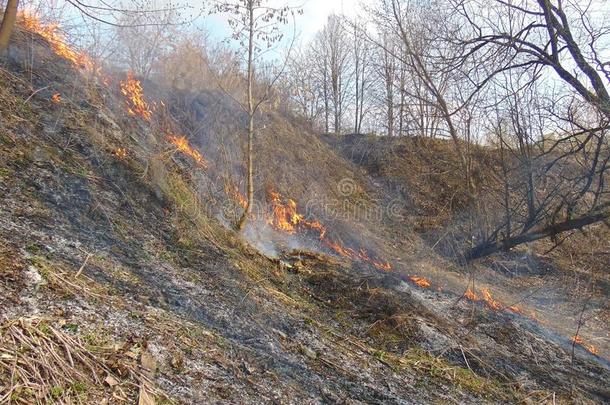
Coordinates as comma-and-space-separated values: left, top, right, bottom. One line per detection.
0, 22, 609, 404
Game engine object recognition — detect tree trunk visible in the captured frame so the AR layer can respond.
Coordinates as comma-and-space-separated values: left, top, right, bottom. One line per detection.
354, 31, 360, 135
237, 0, 255, 231
323, 58, 329, 133
466, 207, 610, 260
0, 0, 19, 54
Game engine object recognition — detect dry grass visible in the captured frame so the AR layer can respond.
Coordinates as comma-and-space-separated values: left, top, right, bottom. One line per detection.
0, 317, 167, 404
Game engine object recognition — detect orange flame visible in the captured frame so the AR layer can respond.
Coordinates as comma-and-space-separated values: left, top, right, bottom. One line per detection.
267, 190, 303, 234
226, 184, 248, 208
481, 289, 502, 310
120, 72, 152, 120
572, 335, 598, 355
409, 276, 431, 288
113, 148, 127, 159
51, 93, 61, 103
166, 134, 208, 168
465, 287, 478, 301
263, 187, 392, 270
19, 11, 92, 70
464, 287, 521, 313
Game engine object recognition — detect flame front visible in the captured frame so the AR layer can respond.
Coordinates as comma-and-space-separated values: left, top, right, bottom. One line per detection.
166, 134, 208, 168
263, 187, 392, 271
120, 72, 152, 120
409, 276, 431, 288
465, 287, 521, 313
572, 335, 598, 355
51, 93, 61, 103
267, 190, 303, 233
227, 184, 248, 209
19, 11, 92, 70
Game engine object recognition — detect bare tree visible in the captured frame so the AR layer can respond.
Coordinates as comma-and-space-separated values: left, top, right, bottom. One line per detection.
369, 0, 476, 190
212, 0, 297, 231
282, 46, 324, 126
352, 21, 370, 134
452, 0, 610, 259
115, 8, 177, 80
378, 32, 397, 136
313, 14, 351, 134
0, 0, 185, 55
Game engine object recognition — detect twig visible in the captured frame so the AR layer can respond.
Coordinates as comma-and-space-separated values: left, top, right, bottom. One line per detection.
23, 86, 50, 104
75, 252, 93, 278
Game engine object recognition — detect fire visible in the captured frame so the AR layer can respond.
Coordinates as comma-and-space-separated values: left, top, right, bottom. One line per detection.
226, 184, 248, 208
481, 289, 502, 310
113, 148, 127, 159
409, 276, 431, 288
166, 134, 208, 168
465, 287, 478, 301
507, 305, 523, 314
263, 187, 392, 271
572, 335, 598, 355
19, 11, 92, 70
120, 72, 152, 120
464, 287, 521, 313
267, 190, 303, 234
51, 93, 61, 103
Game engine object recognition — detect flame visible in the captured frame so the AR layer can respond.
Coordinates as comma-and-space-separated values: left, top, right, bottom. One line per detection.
572, 335, 598, 355
507, 305, 523, 314
465, 287, 478, 301
409, 276, 431, 288
262, 187, 392, 270
51, 93, 61, 103
166, 134, 208, 168
481, 288, 502, 310
120, 72, 152, 120
464, 287, 521, 313
19, 11, 92, 70
267, 190, 303, 234
226, 184, 248, 208
113, 148, 127, 159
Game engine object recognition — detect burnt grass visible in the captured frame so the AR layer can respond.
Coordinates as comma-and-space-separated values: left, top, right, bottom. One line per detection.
1, 30, 609, 404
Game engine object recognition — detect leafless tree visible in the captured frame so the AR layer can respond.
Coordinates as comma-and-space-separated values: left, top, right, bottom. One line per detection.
450, 0, 610, 259
352, 21, 371, 134
115, 8, 178, 80
312, 14, 352, 134
212, 0, 298, 231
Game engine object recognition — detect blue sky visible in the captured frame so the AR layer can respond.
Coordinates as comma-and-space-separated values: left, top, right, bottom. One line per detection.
201, 0, 364, 46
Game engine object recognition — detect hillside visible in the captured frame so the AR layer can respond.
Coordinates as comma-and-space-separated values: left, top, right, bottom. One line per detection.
0, 19, 609, 404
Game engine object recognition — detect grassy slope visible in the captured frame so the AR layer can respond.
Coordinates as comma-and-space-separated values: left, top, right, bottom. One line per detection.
0, 27, 608, 404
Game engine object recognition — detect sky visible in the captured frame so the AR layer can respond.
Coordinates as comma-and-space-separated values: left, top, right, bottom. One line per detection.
202, 0, 365, 46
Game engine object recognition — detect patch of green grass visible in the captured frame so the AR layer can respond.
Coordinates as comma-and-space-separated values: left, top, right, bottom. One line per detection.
50, 385, 64, 399
401, 348, 509, 399
63, 323, 79, 333
26, 243, 43, 254
37, 322, 52, 336
9, 387, 36, 402
70, 381, 88, 394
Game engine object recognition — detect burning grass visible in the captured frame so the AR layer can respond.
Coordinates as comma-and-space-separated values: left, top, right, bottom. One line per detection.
464, 286, 522, 314
51, 93, 62, 104
166, 133, 208, 168
409, 276, 432, 288
572, 335, 599, 356
262, 187, 393, 271
120, 72, 152, 120
19, 11, 93, 70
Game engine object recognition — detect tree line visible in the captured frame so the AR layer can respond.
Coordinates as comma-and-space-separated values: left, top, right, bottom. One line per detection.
1, 0, 608, 260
